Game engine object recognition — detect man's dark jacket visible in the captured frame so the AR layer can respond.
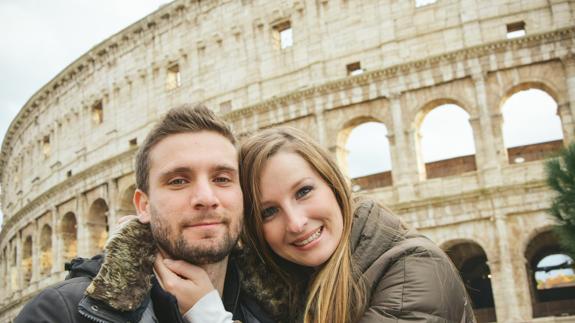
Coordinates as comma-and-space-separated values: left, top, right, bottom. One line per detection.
15, 221, 271, 323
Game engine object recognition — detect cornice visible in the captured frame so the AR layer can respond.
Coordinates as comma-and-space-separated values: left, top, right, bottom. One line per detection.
390, 179, 548, 212
225, 26, 575, 123
0, 148, 136, 243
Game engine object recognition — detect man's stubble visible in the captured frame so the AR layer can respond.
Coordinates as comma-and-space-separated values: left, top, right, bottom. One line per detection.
149, 204, 242, 265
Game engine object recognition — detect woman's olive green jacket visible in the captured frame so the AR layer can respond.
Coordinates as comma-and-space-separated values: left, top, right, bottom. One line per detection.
240, 200, 476, 322
351, 200, 476, 322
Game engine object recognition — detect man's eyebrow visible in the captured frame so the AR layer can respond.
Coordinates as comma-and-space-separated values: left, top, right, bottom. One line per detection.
158, 167, 192, 180
213, 164, 238, 173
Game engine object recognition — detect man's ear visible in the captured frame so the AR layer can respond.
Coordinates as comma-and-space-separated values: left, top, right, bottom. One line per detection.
134, 189, 151, 223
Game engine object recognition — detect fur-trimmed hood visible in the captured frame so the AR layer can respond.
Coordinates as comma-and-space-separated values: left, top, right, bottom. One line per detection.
86, 219, 157, 311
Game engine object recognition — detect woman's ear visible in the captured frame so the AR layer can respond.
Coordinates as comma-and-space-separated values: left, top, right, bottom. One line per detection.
133, 189, 151, 223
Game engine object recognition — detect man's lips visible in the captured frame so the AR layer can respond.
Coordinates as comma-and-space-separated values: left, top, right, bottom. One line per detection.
185, 221, 223, 228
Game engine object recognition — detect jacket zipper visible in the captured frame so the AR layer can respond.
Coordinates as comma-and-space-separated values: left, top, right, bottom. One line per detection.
78, 307, 113, 323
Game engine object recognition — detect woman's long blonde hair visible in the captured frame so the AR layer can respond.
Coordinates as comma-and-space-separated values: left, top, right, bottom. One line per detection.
239, 127, 365, 323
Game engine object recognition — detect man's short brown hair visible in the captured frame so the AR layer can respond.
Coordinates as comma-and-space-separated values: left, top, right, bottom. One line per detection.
135, 104, 236, 193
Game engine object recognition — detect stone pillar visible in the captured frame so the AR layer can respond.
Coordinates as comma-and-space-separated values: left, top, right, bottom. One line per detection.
557, 102, 574, 141
31, 221, 39, 284
562, 54, 575, 140
389, 93, 417, 201
107, 180, 119, 233
472, 72, 503, 187
489, 213, 531, 322
76, 193, 89, 258
51, 207, 59, 275
15, 232, 22, 293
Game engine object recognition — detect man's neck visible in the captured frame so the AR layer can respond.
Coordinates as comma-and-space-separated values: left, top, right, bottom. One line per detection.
201, 256, 229, 295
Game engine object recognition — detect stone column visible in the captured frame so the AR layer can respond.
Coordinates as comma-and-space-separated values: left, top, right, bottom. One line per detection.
76, 193, 89, 258
107, 180, 119, 233
31, 221, 39, 284
489, 213, 531, 322
51, 207, 59, 275
389, 92, 417, 201
472, 72, 503, 187
562, 54, 575, 140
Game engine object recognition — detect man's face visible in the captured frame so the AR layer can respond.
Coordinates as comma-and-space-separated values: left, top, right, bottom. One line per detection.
135, 131, 243, 265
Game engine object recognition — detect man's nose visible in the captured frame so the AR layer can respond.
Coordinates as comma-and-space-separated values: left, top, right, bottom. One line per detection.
285, 206, 307, 233
191, 179, 219, 210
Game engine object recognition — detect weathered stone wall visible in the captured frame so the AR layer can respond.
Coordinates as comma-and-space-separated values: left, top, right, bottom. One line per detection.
1, 0, 574, 322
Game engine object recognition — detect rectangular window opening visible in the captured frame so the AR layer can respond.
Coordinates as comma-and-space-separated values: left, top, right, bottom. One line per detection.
220, 100, 232, 114
507, 21, 526, 39
129, 138, 138, 147
42, 136, 51, 158
415, 0, 436, 7
274, 21, 293, 49
346, 62, 364, 76
166, 64, 181, 90
67, 170, 73, 177
92, 101, 104, 125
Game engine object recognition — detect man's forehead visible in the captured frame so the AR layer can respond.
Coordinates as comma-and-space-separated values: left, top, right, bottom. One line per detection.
149, 131, 238, 171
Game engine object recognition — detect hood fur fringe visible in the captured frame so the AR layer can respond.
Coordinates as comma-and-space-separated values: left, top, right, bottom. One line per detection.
85, 219, 157, 311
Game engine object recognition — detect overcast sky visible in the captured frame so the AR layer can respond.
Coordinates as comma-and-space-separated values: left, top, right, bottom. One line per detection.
0, 1, 563, 224
0, 0, 170, 225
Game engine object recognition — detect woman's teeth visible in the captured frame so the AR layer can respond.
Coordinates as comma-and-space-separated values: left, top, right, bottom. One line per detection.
294, 227, 322, 246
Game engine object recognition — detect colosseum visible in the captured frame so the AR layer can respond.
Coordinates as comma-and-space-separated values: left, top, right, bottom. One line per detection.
1, 0, 574, 322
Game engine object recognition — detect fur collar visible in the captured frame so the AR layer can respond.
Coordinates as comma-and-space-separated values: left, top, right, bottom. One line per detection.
86, 219, 157, 311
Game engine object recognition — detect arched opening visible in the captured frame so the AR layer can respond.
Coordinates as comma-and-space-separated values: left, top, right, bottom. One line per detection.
118, 185, 136, 217
444, 241, 496, 322
87, 199, 109, 256
344, 122, 393, 190
61, 212, 78, 261
525, 230, 575, 318
40, 224, 53, 276
22, 236, 33, 284
502, 88, 563, 164
418, 104, 476, 179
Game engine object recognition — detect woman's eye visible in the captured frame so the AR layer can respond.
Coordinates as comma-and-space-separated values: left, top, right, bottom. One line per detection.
214, 176, 231, 183
261, 207, 278, 219
295, 185, 313, 199
168, 178, 187, 186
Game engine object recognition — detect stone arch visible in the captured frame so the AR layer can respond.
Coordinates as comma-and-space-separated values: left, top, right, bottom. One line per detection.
500, 84, 564, 164
39, 224, 53, 276
414, 99, 477, 179
442, 239, 497, 322
117, 184, 136, 217
338, 116, 393, 190
22, 235, 33, 285
60, 212, 78, 262
87, 198, 109, 256
524, 229, 575, 318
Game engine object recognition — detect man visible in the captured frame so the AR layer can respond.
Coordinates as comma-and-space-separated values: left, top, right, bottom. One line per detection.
15, 104, 271, 323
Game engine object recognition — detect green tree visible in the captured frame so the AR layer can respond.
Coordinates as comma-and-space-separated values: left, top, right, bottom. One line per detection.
545, 143, 575, 259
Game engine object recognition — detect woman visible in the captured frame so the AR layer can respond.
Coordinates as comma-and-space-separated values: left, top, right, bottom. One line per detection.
238, 127, 475, 323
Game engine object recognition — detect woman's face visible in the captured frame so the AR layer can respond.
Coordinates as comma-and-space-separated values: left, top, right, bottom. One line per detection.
258, 151, 343, 267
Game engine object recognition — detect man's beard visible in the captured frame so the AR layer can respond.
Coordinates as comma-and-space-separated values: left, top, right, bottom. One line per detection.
149, 205, 241, 265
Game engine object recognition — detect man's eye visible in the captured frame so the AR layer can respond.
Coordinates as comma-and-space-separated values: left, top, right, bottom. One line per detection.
261, 207, 278, 219
168, 178, 187, 185
295, 185, 313, 199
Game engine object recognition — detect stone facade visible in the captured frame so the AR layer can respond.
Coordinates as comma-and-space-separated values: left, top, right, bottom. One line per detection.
1, 0, 574, 322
